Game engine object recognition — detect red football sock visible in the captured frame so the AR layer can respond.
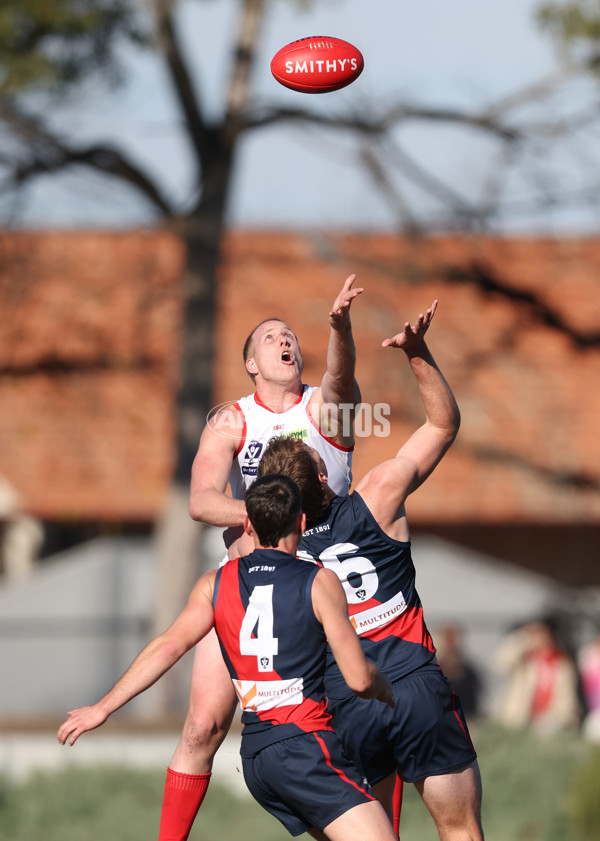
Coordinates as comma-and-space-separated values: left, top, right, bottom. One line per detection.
158, 768, 211, 841
392, 773, 404, 838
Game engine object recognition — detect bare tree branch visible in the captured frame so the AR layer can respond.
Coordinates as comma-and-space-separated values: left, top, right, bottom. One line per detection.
359, 142, 422, 235
0, 100, 175, 215
225, 0, 266, 123
243, 101, 523, 141
382, 138, 480, 227
483, 63, 582, 119
444, 261, 600, 349
475, 140, 523, 228
152, 0, 209, 169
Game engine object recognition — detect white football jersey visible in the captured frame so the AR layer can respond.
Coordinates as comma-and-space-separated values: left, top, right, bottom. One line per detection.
228, 385, 353, 499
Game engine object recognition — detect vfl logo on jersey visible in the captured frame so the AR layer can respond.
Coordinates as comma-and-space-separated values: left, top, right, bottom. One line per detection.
241, 440, 263, 476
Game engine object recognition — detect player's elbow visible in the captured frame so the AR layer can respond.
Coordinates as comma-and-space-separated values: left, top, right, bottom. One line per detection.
448, 403, 461, 437
434, 408, 461, 448
445, 416, 460, 446
158, 636, 189, 666
345, 668, 377, 698
451, 405, 461, 436
350, 678, 375, 698
189, 493, 208, 522
189, 498, 202, 521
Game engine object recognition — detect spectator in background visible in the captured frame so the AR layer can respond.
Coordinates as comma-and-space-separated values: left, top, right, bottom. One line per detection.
435, 623, 481, 720
494, 616, 581, 735
579, 628, 600, 743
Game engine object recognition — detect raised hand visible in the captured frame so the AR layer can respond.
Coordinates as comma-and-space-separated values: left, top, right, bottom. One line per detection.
329, 274, 364, 329
381, 300, 438, 353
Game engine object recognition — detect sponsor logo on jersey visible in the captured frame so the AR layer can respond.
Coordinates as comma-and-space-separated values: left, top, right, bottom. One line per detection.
349, 590, 408, 636
241, 440, 263, 476
282, 428, 308, 440
233, 678, 304, 711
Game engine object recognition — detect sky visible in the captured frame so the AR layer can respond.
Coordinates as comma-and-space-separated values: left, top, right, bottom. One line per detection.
9, 0, 600, 234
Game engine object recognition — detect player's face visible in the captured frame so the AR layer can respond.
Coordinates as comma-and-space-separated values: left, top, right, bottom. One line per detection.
248, 320, 304, 383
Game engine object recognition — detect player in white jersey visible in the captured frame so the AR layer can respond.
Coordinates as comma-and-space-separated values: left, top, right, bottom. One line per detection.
229, 385, 352, 499
158, 275, 364, 841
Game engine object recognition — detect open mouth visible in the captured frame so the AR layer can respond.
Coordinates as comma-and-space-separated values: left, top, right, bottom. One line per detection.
281, 350, 293, 363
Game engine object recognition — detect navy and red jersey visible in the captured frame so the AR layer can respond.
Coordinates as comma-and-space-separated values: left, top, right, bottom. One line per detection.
213, 547, 334, 758
298, 492, 436, 699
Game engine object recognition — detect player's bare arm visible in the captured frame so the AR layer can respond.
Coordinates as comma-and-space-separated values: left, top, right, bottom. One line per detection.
357, 301, 460, 541
311, 567, 394, 707
189, 407, 246, 527
309, 274, 363, 447
57, 571, 217, 746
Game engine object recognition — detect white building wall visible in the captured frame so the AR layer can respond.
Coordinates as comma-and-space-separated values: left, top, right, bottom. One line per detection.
0, 531, 582, 719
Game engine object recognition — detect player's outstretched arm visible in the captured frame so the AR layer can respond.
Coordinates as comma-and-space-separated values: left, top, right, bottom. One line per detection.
311, 567, 394, 707
357, 301, 460, 534
57, 573, 217, 746
189, 408, 246, 527
310, 274, 363, 446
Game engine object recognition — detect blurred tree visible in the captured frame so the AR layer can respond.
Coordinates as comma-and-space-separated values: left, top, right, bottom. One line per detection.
1, 0, 599, 710
537, 0, 600, 58
0, 0, 133, 92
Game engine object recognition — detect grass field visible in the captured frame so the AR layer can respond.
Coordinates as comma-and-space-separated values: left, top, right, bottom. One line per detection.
0, 722, 598, 841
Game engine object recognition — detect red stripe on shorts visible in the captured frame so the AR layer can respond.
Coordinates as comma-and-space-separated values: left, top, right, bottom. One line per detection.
312, 733, 375, 801
451, 691, 476, 754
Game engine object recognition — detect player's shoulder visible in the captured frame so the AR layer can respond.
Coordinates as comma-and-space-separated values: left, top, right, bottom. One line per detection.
315, 564, 340, 583
205, 400, 245, 434
311, 565, 346, 605
191, 567, 218, 601
233, 392, 256, 413
304, 383, 321, 407
196, 400, 245, 456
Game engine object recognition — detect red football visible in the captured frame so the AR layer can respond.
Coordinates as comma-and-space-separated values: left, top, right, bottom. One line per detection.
270, 36, 364, 94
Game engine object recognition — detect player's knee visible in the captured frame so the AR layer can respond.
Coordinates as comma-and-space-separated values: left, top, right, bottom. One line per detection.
182, 709, 228, 753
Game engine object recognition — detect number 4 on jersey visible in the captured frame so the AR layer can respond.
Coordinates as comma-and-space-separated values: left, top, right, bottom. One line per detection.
239, 584, 279, 672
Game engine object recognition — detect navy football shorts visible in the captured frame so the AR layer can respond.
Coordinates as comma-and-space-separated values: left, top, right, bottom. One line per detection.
241, 730, 376, 836
326, 663, 477, 785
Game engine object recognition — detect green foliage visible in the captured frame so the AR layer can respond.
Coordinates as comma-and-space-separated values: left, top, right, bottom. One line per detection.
566, 746, 600, 841
472, 724, 590, 841
0, 0, 141, 95
396, 723, 593, 841
0, 765, 163, 841
536, 0, 600, 58
0, 764, 286, 841
0, 724, 598, 841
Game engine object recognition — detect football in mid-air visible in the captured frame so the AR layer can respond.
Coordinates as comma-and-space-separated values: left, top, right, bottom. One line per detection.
270, 36, 364, 94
